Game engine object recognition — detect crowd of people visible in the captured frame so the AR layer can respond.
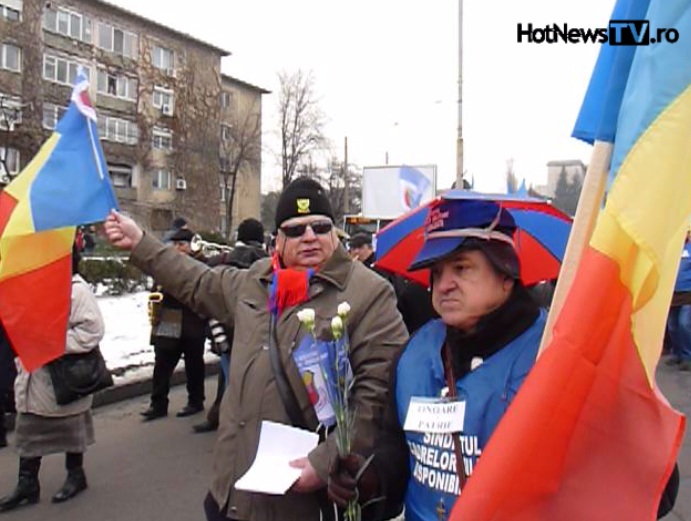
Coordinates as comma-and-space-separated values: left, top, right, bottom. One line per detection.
0, 176, 683, 519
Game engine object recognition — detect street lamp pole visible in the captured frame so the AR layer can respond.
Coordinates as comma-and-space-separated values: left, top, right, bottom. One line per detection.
343, 136, 349, 214
455, 0, 464, 189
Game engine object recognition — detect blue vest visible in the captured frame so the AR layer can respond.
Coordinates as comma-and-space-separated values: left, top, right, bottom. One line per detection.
675, 243, 691, 293
396, 313, 546, 521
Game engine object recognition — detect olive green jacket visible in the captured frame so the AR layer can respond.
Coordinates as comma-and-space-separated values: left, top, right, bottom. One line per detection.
131, 234, 408, 521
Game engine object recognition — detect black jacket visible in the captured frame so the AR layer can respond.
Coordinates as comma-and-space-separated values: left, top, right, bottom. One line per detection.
0, 322, 17, 394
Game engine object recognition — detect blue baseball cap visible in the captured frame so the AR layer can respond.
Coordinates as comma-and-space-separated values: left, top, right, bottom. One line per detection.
409, 199, 520, 277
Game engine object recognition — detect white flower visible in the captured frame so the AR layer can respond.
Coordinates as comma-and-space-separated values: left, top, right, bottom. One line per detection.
337, 302, 351, 319
297, 308, 316, 332
331, 316, 344, 339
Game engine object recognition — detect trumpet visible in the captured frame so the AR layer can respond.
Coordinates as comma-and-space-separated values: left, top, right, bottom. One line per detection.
148, 291, 164, 326
190, 234, 233, 257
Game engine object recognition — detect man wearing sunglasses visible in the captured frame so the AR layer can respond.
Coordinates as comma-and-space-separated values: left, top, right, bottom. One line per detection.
103, 177, 408, 521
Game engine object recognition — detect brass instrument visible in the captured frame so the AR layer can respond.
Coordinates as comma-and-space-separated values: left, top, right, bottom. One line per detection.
148, 291, 164, 326
190, 234, 233, 257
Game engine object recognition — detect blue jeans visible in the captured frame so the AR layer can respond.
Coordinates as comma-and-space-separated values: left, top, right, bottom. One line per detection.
667, 306, 691, 361
220, 353, 230, 386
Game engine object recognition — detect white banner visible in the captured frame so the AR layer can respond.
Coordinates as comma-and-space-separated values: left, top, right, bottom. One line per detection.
362, 165, 436, 219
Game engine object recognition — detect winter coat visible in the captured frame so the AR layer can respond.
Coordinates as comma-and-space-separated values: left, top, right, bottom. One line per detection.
0, 322, 16, 395
151, 287, 207, 340
131, 233, 408, 521
14, 275, 105, 417
206, 241, 269, 354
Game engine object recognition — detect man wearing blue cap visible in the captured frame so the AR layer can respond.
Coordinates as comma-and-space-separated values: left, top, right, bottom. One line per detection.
327, 199, 678, 520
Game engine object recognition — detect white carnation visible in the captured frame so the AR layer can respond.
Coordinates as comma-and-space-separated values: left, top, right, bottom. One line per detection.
331, 316, 344, 338
337, 302, 351, 318
297, 308, 316, 331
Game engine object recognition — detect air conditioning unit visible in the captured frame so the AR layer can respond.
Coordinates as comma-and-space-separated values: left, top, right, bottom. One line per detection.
161, 103, 172, 116
175, 178, 187, 190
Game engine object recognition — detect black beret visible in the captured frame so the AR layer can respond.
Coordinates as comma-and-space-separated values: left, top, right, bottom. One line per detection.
275, 177, 334, 229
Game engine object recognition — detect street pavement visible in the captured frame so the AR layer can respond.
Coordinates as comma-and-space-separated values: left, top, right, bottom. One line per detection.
0, 377, 218, 521
0, 363, 688, 521
659, 359, 690, 521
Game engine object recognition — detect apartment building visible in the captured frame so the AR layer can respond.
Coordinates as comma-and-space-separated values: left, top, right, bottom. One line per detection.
0, 0, 267, 236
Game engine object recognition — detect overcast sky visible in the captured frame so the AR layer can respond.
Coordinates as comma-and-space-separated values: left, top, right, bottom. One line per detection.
109, 0, 614, 194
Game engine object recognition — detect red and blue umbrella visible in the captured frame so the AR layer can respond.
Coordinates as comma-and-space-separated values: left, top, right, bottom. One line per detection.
374, 190, 573, 287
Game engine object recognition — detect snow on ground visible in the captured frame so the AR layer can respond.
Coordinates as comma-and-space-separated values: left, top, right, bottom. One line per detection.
98, 291, 215, 385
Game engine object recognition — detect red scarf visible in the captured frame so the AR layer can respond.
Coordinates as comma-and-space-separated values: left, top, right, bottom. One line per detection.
268, 254, 315, 316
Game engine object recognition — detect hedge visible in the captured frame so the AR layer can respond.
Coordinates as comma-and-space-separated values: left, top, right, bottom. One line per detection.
80, 256, 150, 295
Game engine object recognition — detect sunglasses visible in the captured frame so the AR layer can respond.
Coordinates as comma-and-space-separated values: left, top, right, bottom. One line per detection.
280, 221, 333, 238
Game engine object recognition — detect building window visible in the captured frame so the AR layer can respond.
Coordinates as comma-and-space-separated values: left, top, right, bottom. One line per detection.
1, 43, 20, 72
43, 5, 91, 43
152, 46, 174, 75
152, 127, 173, 150
220, 91, 233, 108
43, 54, 90, 86
220, 215, 227, 237
0, 93, 22, 131
97, 22, 137, 59
221, 124, 232, 141
42, 103, 67, 130
97, 69, 137, 101
97, 116, 139, 145
152, 169, 171, 190
108, 164, 133, 188
152, 86, 174, 116
0, 147, 20, 177
1, 0, 21, 21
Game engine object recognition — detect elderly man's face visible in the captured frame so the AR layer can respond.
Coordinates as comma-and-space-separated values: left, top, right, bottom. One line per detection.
431, 249, 513, 332
276, 215, 338, 270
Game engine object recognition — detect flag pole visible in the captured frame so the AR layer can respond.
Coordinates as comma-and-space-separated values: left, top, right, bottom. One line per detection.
538, 140, 613, 355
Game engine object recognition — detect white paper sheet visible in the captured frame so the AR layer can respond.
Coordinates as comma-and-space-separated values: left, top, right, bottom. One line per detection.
234, 421, 319, 495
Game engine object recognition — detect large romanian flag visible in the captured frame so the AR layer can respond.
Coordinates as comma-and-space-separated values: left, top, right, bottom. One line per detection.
0, 71, 118, 371
451, 0, 688, 519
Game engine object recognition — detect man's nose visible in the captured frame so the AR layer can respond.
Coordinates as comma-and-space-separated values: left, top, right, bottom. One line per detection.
301, 225, 318, 241
435, 268, 455, 293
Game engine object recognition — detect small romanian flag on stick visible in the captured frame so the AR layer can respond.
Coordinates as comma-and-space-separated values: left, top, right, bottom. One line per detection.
0, 70, 118, 371
450, 0, 688, 519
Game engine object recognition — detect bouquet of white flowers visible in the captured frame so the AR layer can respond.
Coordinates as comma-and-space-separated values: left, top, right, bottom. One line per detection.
297, 302, 362, 521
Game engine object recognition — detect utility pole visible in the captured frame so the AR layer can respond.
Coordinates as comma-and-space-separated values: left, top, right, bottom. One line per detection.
455, 0, 464, 189
343, 136, 349, 214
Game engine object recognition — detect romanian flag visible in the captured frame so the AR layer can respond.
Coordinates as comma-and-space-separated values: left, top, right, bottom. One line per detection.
0, 71, 118, 371
451, 1, 688, 520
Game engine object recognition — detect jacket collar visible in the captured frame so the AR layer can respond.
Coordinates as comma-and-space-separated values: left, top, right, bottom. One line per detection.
258, 243, 352, 291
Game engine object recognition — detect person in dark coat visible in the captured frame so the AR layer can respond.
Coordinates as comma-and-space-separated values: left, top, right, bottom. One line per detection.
193, 218, 268, 433
349, 232, 437, 335
141, 228, 208, 421
0, 321, 17, 449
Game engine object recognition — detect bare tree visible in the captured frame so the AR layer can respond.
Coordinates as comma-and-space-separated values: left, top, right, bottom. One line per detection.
277, 70, 327, 188
294, 151, 361, 225
220, 98, 262, 236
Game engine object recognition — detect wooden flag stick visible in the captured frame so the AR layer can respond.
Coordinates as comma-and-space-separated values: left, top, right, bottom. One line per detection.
537, 140, 614, 356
